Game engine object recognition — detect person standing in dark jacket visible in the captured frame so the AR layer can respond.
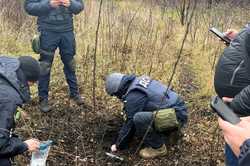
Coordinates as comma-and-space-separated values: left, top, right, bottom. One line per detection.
214, 24, 250, 115
218, 116, 250, 166
105, 73, 188, 159
214, 23, 250, 166
24, 0, 84, 113
0, 56, 41, 166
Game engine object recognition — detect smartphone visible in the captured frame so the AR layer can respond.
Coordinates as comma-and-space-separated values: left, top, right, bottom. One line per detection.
209, 27, 231, 45
210, 96, 241, 124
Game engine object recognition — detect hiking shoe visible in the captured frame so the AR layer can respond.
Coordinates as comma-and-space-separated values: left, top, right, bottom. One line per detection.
70, 95, 84, 106
39, 99, 51, 113
139, 144, 167, 159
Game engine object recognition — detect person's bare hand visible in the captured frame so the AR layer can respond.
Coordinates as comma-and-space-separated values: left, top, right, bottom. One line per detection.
50, 0, 61, 8
60, 0, 71, 7
111, 144, 117, 152
224, 29, 238, 40
222, 97, 233, 103
20, 111, 30, 120
218, 117, 250, 156
24, 139, 40, 152
239, 117, 250, 123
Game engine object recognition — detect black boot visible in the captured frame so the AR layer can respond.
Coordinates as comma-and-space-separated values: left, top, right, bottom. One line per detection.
70, 95, 84, 106
39, 99, 51, 113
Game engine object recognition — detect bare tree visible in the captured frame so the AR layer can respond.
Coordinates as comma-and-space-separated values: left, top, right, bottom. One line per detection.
92, 0, 103, 112
175, 0, 192, 25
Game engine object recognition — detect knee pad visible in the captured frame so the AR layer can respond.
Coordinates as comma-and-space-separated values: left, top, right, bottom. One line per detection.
39, 61, 52, 76
133, 112, 143, 125
67, 58, 76, 72
133, 112, 154, 132
0, 133, 8, 149
133, 112, 152, 125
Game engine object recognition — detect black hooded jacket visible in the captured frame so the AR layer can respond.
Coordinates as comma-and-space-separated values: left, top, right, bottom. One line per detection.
0, 57, 30, 164
214, 23, 250, 115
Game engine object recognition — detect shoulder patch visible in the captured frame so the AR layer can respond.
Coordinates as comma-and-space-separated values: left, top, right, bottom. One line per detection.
138, 77, 151, 89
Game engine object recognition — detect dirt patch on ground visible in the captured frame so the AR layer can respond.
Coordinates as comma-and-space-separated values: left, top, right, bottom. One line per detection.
16, 57, 224, 166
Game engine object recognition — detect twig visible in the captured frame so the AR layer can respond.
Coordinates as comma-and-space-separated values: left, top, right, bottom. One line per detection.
92, 0, 103, 164
92, 0, 103, 113
166, 0, 197, 90
120, 0, 145, 72
20, 108, 36, 138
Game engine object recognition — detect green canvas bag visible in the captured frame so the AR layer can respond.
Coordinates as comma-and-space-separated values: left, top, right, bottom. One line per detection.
31, 34, 53, 56
154, 108, 179, 132
31, 34, 41, 54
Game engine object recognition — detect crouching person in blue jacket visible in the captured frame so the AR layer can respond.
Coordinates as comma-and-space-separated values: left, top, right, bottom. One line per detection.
105, 73, 188, 159
0, 56, 41, 165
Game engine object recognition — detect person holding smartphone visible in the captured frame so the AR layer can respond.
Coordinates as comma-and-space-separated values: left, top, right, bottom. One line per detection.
214, 24, 250, 103
213, 23, 250, 165
214, 24, 250, 114
218, 116, 250, 166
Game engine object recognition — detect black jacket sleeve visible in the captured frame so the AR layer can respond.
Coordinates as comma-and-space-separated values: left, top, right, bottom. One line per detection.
24, 0, 53, 16
115, 90, 147, 149
239, 139, 250, 166
0, 99, 28, 158
68, 0, 84, 15
230, 85, 250, 115
230, 29, 250, 115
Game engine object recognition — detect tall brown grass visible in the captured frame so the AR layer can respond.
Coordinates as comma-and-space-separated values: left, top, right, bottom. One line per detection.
0, 0, 249, 108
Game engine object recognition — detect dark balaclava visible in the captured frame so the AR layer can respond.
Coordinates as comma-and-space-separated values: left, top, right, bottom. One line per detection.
114, 74, 136, 99
18, 56, 40, 82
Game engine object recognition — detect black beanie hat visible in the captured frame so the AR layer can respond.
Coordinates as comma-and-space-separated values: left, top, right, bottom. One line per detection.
18, 56, 41, 82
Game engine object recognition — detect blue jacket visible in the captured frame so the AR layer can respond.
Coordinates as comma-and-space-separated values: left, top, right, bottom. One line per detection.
0, 56, 30, 163
114, 75, 188, 149
24, 0, 84, 32
125, 76, 187, 123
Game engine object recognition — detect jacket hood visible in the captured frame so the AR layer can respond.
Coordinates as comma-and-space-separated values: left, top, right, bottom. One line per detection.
0, 56, 31, 103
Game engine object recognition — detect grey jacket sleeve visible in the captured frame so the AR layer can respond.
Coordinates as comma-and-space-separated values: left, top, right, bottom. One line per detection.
24, 0, 52, 16
68, 0, 84, 15
231, 87, 250, 115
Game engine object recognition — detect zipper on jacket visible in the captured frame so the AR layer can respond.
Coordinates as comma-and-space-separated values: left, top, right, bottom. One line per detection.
230, 60, 244, 85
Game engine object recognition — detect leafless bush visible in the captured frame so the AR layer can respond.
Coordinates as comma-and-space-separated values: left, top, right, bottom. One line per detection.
0, 0, 27, 29
1, 0, 250, 105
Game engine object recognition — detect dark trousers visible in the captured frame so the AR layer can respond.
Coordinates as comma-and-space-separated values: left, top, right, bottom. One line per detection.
0, 158, 11, 166
38, 30, 80, 100
133, 112, 164, 149
225, 144, 239, 166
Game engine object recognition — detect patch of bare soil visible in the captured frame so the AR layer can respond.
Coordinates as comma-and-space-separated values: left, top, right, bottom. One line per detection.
16, 57, 224, 166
